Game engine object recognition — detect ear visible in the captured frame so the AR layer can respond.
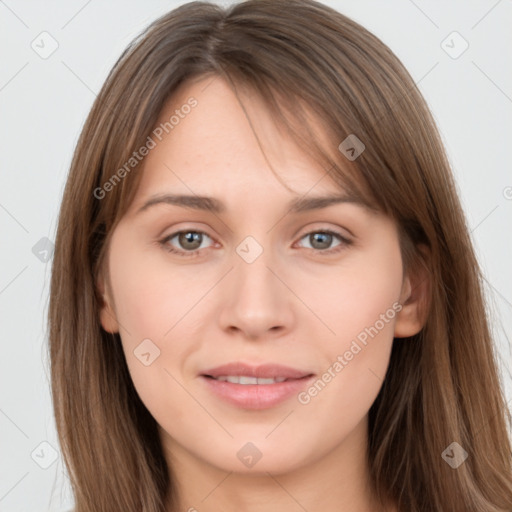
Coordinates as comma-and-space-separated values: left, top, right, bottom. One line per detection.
394, 245, 431, 338
96, 270, 119, 334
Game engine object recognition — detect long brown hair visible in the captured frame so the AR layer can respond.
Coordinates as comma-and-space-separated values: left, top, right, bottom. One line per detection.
48, 1, 512, 510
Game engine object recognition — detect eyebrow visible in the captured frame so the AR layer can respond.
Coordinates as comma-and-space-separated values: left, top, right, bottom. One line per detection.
136, 192, 371, 215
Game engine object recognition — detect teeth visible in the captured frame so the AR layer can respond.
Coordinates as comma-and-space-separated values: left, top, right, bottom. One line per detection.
256, 378, 277, 385
214, 376, 287, 385
238, 376, 257, 385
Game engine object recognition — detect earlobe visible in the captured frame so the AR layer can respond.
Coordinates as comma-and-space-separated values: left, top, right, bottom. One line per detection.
96, 272, 120, 334
394, 247, 431, 338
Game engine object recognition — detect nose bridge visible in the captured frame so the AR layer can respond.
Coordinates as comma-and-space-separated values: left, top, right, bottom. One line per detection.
218, 234, 294, 337
233, 234, 281, 304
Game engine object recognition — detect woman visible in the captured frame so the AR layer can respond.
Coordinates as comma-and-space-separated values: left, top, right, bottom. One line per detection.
48, 1, 512, 510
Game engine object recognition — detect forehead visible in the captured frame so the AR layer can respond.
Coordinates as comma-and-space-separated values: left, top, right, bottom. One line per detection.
126, 75, 370, 215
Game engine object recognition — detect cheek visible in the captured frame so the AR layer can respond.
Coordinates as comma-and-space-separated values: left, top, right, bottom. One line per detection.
108, 243, 203, 342
107, 243, 210, 415
308, 244, 403, 347
295, 242, 402, 417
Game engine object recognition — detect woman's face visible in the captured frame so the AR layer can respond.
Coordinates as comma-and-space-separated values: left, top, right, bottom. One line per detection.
98, 76, 420, 475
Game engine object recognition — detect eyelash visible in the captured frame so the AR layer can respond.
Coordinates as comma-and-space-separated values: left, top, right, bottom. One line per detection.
158, 228, 353, 258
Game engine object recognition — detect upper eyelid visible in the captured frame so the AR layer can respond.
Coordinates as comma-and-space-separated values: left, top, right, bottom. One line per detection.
163, 227, 351, 249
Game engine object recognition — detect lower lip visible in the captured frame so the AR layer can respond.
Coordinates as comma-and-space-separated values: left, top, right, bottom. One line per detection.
200, 375, 314, 410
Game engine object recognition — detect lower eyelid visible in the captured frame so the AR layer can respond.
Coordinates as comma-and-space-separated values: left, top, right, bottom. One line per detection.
295, 231, 350, 250
164, 230, 214, 250
161, 229, 351, 255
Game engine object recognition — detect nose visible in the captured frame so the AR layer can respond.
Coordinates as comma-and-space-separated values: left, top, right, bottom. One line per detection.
217, 247, 296, 341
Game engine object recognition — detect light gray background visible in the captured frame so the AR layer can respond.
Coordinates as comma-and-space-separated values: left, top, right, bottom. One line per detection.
1, 1, 511, 510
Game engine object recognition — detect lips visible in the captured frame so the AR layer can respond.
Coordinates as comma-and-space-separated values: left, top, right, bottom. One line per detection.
200, 362, 315, 410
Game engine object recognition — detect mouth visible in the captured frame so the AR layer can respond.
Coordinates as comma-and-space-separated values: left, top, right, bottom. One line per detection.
199, 363, 315, 410
203, 375, 289, 384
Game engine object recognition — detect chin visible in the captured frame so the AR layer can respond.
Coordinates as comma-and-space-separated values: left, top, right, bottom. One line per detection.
201, 438, 317, 476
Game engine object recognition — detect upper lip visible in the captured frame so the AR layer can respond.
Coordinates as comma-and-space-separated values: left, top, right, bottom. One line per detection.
201, 362, 314, 380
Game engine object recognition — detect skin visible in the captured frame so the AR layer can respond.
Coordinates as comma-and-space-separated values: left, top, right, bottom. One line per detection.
97, 75, 428, 512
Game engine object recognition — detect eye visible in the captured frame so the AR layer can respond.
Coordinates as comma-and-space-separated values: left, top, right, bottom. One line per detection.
159, 228, 352, 258
295, 230, 352, 254
160, 230, 214, 257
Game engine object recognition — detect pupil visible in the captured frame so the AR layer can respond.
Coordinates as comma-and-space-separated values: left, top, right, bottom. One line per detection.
311, 232, 331, 249
180, 232, 201, 249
